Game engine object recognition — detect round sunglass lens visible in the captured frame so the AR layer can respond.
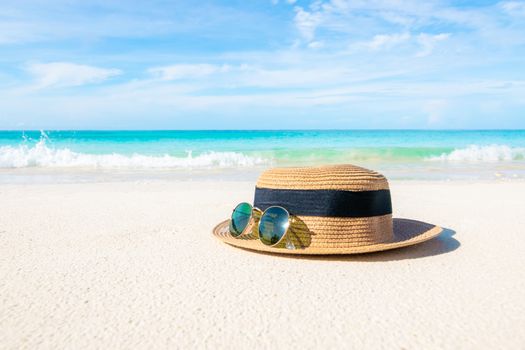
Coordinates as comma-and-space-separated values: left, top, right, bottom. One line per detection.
258, 206, 290, 246
229, 202, 253, 237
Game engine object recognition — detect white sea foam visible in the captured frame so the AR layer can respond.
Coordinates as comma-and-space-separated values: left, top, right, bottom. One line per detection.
427, 144, 525, 162
0, 139, 268, 169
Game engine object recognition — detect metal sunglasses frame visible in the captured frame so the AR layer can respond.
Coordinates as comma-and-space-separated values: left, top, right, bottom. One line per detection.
230, 202, 295, 247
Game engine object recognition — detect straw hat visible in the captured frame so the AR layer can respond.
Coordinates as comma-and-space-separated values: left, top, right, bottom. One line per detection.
212, 164, 443, 255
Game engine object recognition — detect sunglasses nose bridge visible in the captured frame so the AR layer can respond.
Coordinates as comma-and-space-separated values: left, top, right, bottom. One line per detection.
252, 207, 263, 220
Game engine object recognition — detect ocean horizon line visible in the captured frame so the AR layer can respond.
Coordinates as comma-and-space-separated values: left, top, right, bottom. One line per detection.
1, 128, 524, 132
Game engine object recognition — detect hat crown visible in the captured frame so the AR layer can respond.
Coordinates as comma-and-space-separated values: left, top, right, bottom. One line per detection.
256, 164, 389, 191
252, 164, 394, 250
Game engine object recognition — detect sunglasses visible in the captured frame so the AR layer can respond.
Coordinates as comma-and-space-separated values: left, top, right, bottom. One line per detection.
229, 202, 294, 247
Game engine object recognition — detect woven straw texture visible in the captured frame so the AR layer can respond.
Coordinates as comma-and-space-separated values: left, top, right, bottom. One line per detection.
212, 164, 442, 255
256, 164, 389, 191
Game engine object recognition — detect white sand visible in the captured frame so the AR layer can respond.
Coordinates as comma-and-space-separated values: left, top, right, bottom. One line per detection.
1, 180, 524, 349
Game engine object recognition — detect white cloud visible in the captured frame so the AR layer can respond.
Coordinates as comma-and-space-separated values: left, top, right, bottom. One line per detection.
501, 1, 525, 16
27, 62, 121, 88
307, 40, 324, 49
289, 1, 517, 54
363, 31, 448, 55
145, 63, 360, 89
416, 33, 450, 57
293, 6, 322, 42
273, 0, 297, 4
148, 64, 230, 81
367, 33, 411, 50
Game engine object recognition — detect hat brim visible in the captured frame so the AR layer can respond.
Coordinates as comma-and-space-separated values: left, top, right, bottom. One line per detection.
212, 218, 443, 255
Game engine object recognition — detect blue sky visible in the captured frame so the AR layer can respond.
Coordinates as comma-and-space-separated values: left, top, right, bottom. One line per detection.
0, 0, 524, 129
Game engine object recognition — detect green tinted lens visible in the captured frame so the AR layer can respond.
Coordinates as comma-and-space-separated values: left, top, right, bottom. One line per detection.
258, 206, 290, 246
229, 202, 253, 237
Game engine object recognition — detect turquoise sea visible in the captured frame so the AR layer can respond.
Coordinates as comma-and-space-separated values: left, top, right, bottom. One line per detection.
0, 130, 524, 182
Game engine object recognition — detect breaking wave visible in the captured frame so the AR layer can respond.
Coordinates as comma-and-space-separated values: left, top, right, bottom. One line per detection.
1, 134, 524, 170
0, 139, 269, 169
426, 145, 525, 162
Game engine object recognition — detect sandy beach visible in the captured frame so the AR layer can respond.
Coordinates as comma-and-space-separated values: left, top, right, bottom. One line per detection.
1, 179, 524, 349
